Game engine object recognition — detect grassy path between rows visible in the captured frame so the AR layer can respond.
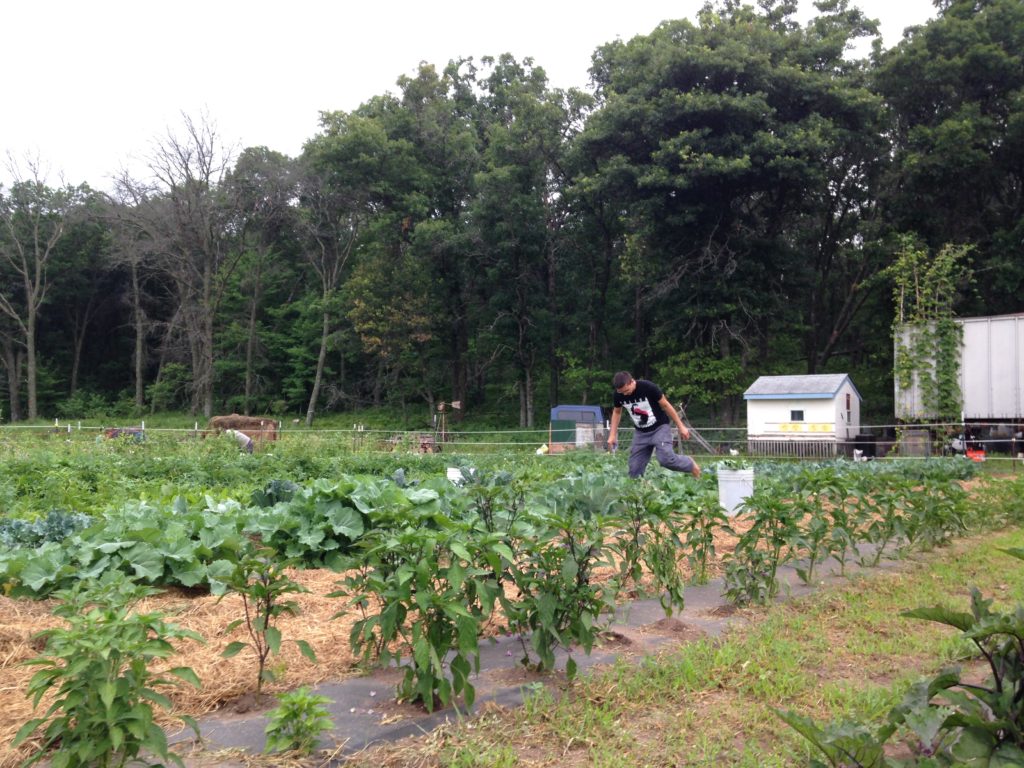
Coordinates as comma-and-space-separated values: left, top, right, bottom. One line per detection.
334, 526, 1024, 768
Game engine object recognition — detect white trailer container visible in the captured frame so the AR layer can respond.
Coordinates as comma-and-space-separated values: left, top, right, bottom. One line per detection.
895, 312, 1024, 421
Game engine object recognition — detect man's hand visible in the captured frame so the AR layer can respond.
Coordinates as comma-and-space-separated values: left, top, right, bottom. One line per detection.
607, 434, 618, 452
678, 424, 690, 440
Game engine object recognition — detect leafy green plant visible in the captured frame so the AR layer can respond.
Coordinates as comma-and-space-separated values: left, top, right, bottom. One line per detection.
906, 479, 968, 552
245, 477, 370, 569
777, 708, 895, 768
781, 549, 1024, 766
250, 479, 301, 508
676, 487, 729, 586
336, 490, 508, 712
825, 478, 858, 577
854, 479, 908, 567
723, 547, 778, 607
221, 542, 317, 696
503, 480, 619, 678
263, 686, 334, 755
459, 467, 524, 538
894, 584, 1024, 762
607, 482, 685, 613
0, 508, 93, 548
13, 574, 202, 768
790, 467, 843, 584
723, 483, 799, 606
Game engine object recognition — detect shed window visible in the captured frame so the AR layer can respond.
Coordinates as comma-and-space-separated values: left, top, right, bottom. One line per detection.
790, 410, 804, 421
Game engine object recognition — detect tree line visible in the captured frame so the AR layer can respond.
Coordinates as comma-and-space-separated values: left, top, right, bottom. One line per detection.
1, 0, 1020, 426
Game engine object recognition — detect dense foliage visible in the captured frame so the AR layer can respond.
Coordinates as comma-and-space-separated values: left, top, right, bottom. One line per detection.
0, 1, 1021, 431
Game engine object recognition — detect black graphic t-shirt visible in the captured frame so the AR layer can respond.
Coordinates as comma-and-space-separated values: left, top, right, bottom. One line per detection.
613, 379, 669, 433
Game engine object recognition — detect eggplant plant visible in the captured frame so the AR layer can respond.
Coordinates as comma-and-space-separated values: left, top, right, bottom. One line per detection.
220, 542, 317, 696
780, 549, 1024, 766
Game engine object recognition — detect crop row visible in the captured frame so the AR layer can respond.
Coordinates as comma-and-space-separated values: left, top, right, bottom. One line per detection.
3, 460, 992, 714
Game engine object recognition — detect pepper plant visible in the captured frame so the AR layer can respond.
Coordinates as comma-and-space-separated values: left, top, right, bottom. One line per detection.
723, 480, 800, 606
13, 573, 202, 768
502, 477, 620, 679
336, 496, 510, 712
264, 686, 334, 755
678, 487, 729, 586
791, 467, 840, 585
824, 474, 858, 577
606, 480, 686, 614
854, 478, 908, 567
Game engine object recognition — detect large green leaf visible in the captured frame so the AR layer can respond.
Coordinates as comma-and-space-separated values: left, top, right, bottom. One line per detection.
169, 561, 206, 588
902, 605, 976, 632
123, 543, 166, 582
206, 559, 239, 595
19, 547, 71, 593
325, 504, 365, 541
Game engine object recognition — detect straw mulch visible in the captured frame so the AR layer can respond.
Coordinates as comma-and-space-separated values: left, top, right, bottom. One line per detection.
0, 568, 364, 768
0, 522, 754, 768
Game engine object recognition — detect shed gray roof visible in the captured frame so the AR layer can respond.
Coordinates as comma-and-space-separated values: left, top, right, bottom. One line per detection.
744, 374, 862, 401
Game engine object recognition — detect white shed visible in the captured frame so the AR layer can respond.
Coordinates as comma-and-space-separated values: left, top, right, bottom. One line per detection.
743, 374, 863, 457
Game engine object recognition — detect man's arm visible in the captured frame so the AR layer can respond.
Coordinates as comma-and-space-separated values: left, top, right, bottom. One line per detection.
659, 395, 690, 440
607, 406, 622, 450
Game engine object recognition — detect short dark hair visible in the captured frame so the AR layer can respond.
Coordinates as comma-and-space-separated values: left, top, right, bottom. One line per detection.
612, 371, 633, 389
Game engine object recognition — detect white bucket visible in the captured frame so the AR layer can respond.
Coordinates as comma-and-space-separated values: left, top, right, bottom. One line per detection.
717, 468, 754, 516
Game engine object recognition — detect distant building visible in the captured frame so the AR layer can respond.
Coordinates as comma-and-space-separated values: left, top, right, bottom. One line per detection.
744, 374, 862, 457
548, 404, 606, 453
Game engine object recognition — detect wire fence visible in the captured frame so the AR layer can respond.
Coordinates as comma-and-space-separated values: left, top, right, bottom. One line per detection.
2, 418, 1021, 467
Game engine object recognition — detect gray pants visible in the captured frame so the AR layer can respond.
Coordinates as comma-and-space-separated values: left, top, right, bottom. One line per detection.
628, 424, 695, 478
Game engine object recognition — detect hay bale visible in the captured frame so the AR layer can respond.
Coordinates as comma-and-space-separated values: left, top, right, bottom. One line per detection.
206, 414, 279, 446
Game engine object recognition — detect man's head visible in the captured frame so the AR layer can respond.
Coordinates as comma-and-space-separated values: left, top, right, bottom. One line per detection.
612, 371, 636, 396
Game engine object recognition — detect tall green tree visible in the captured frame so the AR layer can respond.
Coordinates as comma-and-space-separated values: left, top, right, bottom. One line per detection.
578, 0, 887, 415
393, 61, 483, 412
874, 0, 1024, 315
344, 229, 440, 408
43, 208, 111, 397
0, 167, 90, 420
473, 55, 572, 426
221, 147, 300, 414
299, 107, 423, 422
106, 178, 164, 412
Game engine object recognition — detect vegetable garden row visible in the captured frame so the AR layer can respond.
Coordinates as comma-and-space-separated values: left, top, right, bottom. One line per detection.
0, 439, 1019, 766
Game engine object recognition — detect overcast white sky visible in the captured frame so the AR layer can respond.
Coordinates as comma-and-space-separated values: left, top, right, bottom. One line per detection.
4, 0, 938, 192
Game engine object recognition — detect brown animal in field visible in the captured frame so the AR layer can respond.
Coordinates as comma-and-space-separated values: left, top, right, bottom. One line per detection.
205, 414, 279, 448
